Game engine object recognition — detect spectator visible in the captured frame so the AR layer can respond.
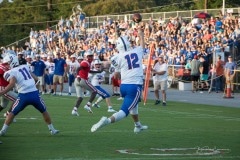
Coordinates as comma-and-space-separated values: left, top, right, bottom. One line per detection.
215, 55, 225, 92
199, 56, 210, 93
31, 54, 46, 94
224, 55, 237, 93
66, 54, 80, 95
52, 51, 67, 96
190, 55, 200, 93
152, 55, 168, 106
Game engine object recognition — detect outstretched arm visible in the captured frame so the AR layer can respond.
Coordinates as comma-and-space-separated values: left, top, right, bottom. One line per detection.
0, 77, 16, 96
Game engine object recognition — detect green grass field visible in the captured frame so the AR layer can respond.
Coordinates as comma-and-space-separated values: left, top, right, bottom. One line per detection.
0, 95, 240, 160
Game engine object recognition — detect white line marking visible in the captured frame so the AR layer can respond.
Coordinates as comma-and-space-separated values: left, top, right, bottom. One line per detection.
0, 117, 37, 120
116, 147, 231, 156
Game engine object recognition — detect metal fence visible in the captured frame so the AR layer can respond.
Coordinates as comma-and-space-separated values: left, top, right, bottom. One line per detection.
6, 7, 240, 48
87, 7, 240, 28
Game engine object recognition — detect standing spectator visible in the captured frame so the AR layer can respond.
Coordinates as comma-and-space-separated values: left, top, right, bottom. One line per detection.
66, 54, 80, 95
91, 26, 148, 133
152, 55, 168, 106
53, 52, 67, 96
0, 54, 59, 136
31, 54, 46, 94
215, 17, 223, 32
215, 55, 225, 92
190, 55, 200, 93
26, 55, 34, 72
199, 56, 210, 93
224, 55, 237, 93
44, 56, 54, 94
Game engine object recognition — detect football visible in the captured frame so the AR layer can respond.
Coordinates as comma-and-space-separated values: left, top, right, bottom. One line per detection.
132, 13, 142, 23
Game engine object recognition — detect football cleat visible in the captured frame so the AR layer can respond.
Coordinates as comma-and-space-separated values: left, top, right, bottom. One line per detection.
0, 130, 6, 136
91, 116, 109, 132
50, 129, 59, 135
84, 105, 93, 113
134, 125, 148, 133
71, 109, 79, 116
92, 103, 100, 108
107, 108, 116, 113
117, 97, 123, 100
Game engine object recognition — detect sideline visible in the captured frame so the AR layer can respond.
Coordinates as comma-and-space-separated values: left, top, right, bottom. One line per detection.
58, 84, 240, 108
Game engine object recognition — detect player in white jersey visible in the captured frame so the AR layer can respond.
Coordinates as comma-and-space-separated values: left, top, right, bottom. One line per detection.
0, 54, 59, 136
66, 54, 80, 95
91, 25, 148, 133
89, 59, 116, 113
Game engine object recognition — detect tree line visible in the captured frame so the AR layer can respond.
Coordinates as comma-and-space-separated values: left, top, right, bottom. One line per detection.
0, 0, 239, 46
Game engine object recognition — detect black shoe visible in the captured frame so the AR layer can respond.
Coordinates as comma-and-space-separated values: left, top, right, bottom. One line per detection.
154, 100, 161, 105
162, 102, 167, 106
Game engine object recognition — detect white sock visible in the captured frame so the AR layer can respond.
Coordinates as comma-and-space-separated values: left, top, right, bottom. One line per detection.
96, 96, 103, 104
73, 107, 78, 111
134, 121, 141, 127
1, 124, 8, 131
68, 87, 71, 93
48, 124, 55, 131
108, 106, 113, 109
87, 102, 91, 106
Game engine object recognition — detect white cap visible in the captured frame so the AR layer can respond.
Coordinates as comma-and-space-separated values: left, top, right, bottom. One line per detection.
77, 56, 84, 60
42, 54, 48, 58
85, 50, 94, 56
70, 54, 76, 58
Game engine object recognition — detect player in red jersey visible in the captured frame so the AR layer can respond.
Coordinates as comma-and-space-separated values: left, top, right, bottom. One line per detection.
0, 57, 18, 119
71, 51, 104, 116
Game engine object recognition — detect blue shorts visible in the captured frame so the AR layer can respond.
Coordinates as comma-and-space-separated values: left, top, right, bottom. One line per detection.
45, 74, 54, 85
95, 86, 110, 98
11, 90, 47, 115
120, 84, 142, 116
68, 74, 75, 86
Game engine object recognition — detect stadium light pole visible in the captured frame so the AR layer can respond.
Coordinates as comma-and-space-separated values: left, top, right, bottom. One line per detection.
222, 0, 225, 16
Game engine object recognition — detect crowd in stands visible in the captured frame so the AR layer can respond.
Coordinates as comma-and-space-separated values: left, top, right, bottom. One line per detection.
1, 10, 240, 93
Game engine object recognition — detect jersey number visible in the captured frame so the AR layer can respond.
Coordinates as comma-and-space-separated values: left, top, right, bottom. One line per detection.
19, 67, 32, 80
125, 53, 139, 69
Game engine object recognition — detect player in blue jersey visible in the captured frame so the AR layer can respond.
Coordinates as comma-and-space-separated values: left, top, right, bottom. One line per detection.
0, 54, 59, 136
91, 25, 148, 133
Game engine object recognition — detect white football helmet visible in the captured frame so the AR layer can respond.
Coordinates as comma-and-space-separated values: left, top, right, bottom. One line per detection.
2, 54, 19, 68
93, 59, 102, 65
116, 36, 131, 52
93, 59, 102, 70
